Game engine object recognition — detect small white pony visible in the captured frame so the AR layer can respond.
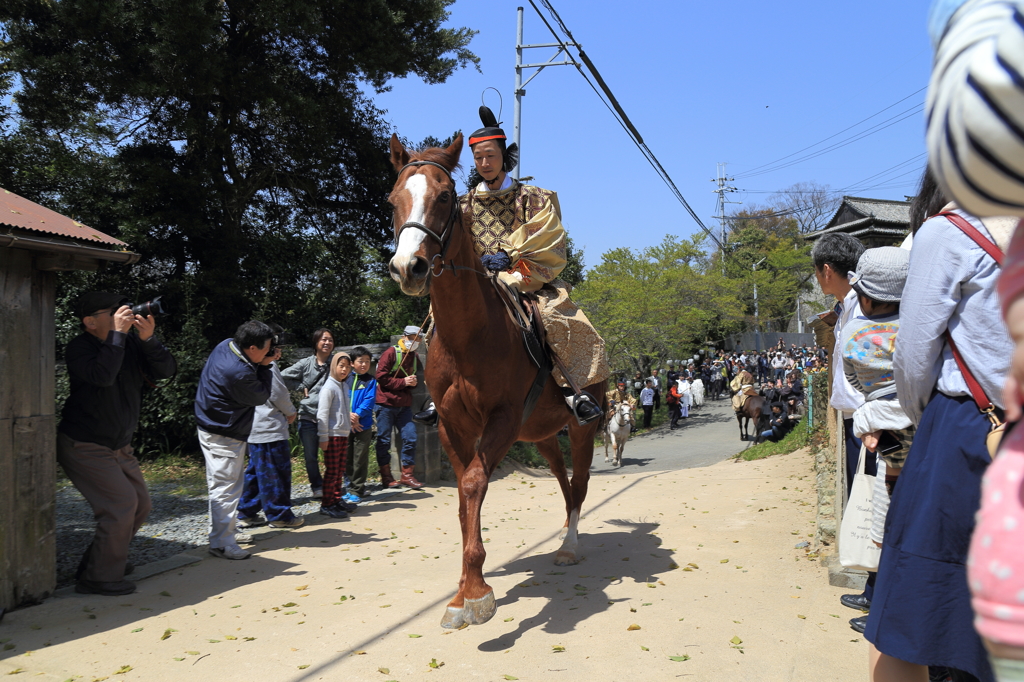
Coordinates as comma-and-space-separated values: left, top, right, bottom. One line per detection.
691, 378, 705, 408
604, 402, 633, 467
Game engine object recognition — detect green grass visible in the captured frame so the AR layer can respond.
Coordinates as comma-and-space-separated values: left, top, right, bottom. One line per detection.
735, 417, 816, 461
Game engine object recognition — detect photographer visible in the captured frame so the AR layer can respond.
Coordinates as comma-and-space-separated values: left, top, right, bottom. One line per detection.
194, 321, 276, 560
57, 291, 176, 596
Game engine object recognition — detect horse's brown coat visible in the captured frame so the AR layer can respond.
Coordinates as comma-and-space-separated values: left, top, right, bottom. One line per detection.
386, 134, 607, 628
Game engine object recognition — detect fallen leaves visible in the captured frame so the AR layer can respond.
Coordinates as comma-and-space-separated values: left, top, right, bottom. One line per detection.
627, 624, 641, 631
669, 655, 691, 662
551, 646, 566, 653
428, 658, 445, 668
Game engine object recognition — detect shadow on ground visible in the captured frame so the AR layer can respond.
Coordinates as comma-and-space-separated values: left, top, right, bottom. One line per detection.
1, 526, 378, 660
476, 518, 674, 651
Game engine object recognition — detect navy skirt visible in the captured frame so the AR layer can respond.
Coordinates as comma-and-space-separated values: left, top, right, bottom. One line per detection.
864, 393, 994, 681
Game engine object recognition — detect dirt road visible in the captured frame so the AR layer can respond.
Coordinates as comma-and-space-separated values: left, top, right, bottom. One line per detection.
1, 447, 864, 681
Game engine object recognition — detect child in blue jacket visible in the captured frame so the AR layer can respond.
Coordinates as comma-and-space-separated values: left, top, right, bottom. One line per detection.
344, 347, 377, 502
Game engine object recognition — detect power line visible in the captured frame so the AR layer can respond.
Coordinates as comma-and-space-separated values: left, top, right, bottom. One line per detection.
528, 0, 723, 250
736, 103, 924, 180
839, 152, 927, 191
735, 87, 927, 179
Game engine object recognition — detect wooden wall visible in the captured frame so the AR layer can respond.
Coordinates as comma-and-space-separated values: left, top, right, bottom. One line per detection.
0, 247, 57, 610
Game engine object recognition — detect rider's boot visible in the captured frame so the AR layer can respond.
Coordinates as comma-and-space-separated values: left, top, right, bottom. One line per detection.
413, 401, 437, 426
562, 388, 602, 425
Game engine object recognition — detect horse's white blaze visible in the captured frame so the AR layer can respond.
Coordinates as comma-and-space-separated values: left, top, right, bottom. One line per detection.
394, 174, 428, 265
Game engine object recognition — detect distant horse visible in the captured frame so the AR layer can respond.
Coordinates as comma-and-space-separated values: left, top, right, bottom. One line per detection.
737, 394, 768, 442
604, 402, 632, 467
690, 378, 705, 408
386, 134, 607, 629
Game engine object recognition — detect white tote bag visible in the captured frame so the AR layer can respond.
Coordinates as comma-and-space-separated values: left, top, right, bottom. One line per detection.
839, 444, 882, 571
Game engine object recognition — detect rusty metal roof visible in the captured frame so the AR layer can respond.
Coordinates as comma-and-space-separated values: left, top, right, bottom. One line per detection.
0, 187, 127, 248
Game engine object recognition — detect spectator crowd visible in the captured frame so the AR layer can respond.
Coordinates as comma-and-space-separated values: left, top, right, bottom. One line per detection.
50, 4, 1024, 681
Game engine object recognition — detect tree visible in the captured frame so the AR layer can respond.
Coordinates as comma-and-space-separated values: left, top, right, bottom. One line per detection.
1, 0, 477, 340
575, 235, 743, 377
717, 209, 814, 336
768, 181, 841, 234
0, 1, 478, 454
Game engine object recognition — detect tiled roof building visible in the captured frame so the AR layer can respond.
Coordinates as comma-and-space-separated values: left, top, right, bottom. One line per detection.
804, 196, 911, 248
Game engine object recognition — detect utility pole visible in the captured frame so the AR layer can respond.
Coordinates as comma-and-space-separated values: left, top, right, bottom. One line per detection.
753, 257, 766, 352
711, 163, 739, 275
513, 6, 579, 180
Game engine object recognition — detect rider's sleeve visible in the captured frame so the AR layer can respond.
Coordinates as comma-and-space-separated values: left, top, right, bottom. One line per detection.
499, 192, 567, 292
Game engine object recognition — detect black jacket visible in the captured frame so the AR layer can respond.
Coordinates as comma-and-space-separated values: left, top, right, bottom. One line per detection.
58, 331, 177, 450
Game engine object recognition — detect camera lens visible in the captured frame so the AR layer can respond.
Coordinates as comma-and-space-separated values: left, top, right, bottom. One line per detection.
131, 296, 166, 317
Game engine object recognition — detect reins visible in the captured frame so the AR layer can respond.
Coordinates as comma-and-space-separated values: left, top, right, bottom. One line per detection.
393, 160, 485, 279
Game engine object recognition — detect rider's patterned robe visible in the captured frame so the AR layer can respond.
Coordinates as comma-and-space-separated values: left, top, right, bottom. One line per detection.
461, 180, 610, 390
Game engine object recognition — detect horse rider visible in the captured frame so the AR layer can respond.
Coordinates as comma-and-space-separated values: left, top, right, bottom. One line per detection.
606, 380, 637, 428
730, 368, 757, 413
414, 106, 609, 426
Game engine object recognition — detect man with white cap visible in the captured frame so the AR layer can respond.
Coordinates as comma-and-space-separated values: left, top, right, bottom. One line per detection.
374, 325, 425, 489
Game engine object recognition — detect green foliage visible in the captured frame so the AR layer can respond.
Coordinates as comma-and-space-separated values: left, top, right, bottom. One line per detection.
504, 436, 572, 468
3, 2, 477, 455
575, 235, 743, 376
736, 417, 816, 461
718, 212, 814, 330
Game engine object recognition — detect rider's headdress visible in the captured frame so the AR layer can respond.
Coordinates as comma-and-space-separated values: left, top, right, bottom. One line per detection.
469, 105, 519, 174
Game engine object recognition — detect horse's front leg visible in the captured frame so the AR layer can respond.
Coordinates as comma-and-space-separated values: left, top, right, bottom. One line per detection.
440, 412, 518, 629
604, 425, 611, 463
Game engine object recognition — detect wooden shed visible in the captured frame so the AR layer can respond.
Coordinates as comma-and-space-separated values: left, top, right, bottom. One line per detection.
0, 188, 138, 611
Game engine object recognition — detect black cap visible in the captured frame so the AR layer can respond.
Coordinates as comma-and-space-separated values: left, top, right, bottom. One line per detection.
469, 105, 507, 147
74, 291, 128, 319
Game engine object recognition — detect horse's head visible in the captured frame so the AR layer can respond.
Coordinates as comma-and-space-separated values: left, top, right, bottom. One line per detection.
387, 133, 464, 297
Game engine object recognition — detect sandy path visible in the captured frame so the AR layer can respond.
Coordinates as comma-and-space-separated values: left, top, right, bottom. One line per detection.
0, 448, 864, 681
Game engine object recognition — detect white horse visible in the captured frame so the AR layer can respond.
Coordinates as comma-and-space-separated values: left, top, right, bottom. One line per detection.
604, 402, 632, 467
691, 378, 705, 408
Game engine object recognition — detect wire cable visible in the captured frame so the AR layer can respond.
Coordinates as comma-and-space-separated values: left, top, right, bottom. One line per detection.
528, 0, 723, 249
735, 87, 927, 179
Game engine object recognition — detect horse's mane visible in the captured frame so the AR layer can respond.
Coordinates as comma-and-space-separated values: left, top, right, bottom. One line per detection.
410, 145, 461, 173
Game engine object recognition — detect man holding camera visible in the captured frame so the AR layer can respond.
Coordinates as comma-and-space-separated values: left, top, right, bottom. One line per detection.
194, 321, 277, 560
57, 292, 177, 596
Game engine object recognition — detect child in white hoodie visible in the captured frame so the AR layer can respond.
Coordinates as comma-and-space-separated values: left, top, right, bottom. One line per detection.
317, 352, 352, 518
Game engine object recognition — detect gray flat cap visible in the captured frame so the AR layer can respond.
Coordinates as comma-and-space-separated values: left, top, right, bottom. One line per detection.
849, 246, 909, 303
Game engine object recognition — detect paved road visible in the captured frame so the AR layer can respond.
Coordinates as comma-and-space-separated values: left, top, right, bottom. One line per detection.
591, 397, 750, 475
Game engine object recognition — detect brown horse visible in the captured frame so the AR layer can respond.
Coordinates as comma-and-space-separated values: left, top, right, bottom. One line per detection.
737, 394, 768, 443
386, 133, 607, 629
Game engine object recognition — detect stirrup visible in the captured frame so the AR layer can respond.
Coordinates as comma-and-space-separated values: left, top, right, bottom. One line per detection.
413, 400, 437, 426
570, 392, 601, 426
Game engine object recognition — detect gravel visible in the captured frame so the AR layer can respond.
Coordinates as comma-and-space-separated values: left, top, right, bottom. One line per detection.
54, 480, 383, 588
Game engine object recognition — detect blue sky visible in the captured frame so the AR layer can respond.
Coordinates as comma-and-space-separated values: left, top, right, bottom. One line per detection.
372, 0, 933, 268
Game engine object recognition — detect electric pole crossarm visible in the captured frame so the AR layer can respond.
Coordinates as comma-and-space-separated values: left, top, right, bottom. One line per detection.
518, 48, 574, 89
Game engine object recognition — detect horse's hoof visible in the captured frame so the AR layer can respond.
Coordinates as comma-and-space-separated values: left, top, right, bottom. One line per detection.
555, 550, 579, 566
440, 606, 466, 630
462, 592, 496, 625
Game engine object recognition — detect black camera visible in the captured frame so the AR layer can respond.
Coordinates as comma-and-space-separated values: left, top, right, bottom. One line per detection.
130, 296, 167, 317
269, 331, 293, 354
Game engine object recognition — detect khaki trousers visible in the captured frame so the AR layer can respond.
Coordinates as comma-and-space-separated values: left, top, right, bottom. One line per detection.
56, 433, 151, 582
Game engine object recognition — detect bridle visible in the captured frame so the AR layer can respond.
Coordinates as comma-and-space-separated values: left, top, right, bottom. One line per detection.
613, 403, 630, 427
392, 160, 471, 278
